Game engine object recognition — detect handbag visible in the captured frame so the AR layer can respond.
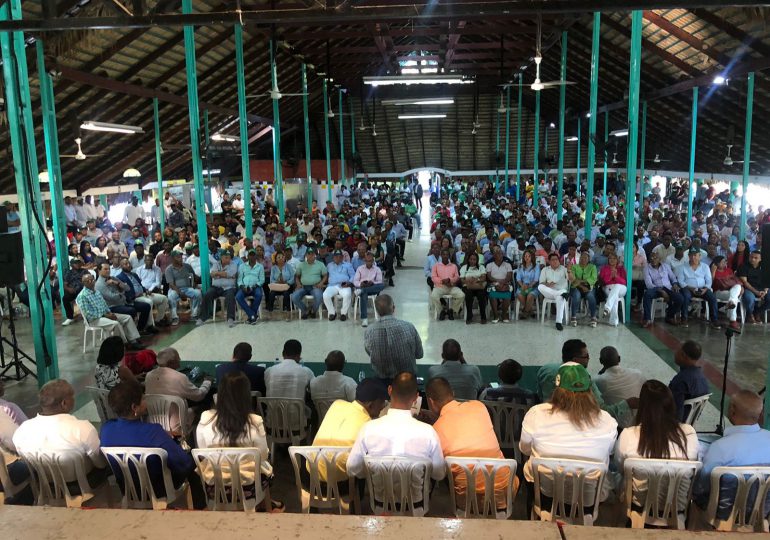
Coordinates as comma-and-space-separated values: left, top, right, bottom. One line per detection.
268, 283, 290, 292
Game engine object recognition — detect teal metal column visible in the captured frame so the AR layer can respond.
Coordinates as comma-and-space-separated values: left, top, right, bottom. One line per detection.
533, 92, 540, 208
350, 96, 356, 188
602, 110, 608, 206
495, 95, 501, 192
234, 24, 252, 239
203, 109, 212, 189
516, 74, 522, 200
323, 79, 333, 203
182, 0, 210, 292
269, 40, 284, 222
623, 10, 643, 317
36, 41, 68, 305
338, 90, 345, 186
2, 1, 58, 383
740, 73, 754, 239
302, 64, 313, 206
585, 11, 601, 239
686, 86, 698, 236
100, 195, 108, 210
576, 117, 581, 197
152, 98, 166, 233
556, 32, 567, 220
638, 101, 647, 198
504, 85, 511, 193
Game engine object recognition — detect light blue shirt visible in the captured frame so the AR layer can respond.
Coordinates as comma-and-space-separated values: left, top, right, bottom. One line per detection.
676, 261, 712, 289
517, 264, 541, 285
237, 261, 265, 288
270, 263, 295, 284
326, 261, 355, 286
211, 260, 238, 290
424, 254, 440, 278
693, 424, 770, 518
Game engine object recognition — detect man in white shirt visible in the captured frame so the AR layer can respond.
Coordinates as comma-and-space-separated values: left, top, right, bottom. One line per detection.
74, 197, 89, 228
264, 339, 315, 400
346, 372, 446, 505
538, 253, 570, 331
594, 346, 645, 427
12, 380, 107, 482
309, 350, 357, 402
83, 195, 99, 222
123, 196, 145, 227
136, 254, 163, 293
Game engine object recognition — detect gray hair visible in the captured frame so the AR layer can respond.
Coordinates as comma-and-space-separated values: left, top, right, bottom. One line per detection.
374, 293, 395, 317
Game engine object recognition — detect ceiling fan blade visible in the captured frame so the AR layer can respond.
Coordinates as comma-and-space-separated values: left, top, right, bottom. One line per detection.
541, 80, 576, 87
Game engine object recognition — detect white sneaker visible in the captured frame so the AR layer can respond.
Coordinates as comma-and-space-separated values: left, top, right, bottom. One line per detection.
61, 318, 75, 326
227, 319, 236, 328
361, 318, 369, 328
195, 319, 205, 327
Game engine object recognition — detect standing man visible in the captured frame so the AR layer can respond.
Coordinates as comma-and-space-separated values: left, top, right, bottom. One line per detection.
165, 250, 202, 325
323, 250, 355, 322
61, 257, 89, 326
353, 252, 385, 327
123, 195, 145, 227
430, 248, 465, 321
197, 250, 239, 328
290, 248, 328, 320
236, 249, 265, 325
364, 294, 423, 383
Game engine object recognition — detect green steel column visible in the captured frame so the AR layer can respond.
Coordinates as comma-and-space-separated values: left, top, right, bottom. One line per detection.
740, 73, 754, 240
203, 109, 212, 190
585, 11, 601, 239
323, 79, 332, 203
495, 96, 501, 191
2, 1, 58, 383
556, 32, 567, 220
153, 98, 166, 233
623, 11, 643, 317
36, 41, 68, 305
638, 101, 647, 198
533, 92, 540, 208
234, 24, 252, 239
269, 40, 284, 222
686, 86, 698, 236
350, 96, 356, 188
302, 64, 313, 206
516, 74, 522, 200
504, 85, 512, 194
100, 195, 108, 210
182, 0, 210, 292
576, 117, 581, 197
338, 90, 345, 186
602, 110, 608, 207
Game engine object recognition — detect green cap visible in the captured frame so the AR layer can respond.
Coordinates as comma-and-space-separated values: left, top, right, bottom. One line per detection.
555, 364, 591, 393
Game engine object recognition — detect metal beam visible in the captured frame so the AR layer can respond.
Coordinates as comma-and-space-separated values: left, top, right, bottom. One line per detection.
690, 8, 770, 58
642, 10, 731, 67
444, 20, 465, 69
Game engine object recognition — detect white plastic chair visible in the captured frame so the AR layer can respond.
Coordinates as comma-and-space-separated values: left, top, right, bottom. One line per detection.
144, 393, 191, 436
0, 451, 30, 505
540, 297, 569, 325
689, 296, 710, 321
313, 397, 340, 426
77, 299, 108, 353
716, 297, 744, 325
257, 397, 310, 456
298, 295, 323, 320
599, 296, 626, 325
434, 294, 464, 320
530, 457, 608, 526
353, 289, 380, 322
19, 449, 104, 508
101, 446, 190, 510
649, 297, 668, 322
683, 393, 711, 427
288, 446, 356, 514
482, 400, 533, 462
622, 458, 702, 529
86, 385, 117, 424
191, 447, 268, 512
362, 455, 433, 517
700, 466, 770, 532
445, 456, 518, 519
514, 296, 540, 321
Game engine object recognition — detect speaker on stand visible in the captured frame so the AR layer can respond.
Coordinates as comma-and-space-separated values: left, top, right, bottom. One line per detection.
0, 230, 36, 381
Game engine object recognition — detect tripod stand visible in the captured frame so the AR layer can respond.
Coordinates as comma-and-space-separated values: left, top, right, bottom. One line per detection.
709, 326, 739, 436
0, 286, 37, 381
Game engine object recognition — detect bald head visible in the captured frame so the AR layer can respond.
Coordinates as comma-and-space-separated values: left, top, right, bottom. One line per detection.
728, 390, 763, 426
39, 379, 75, 415
374, 293, 395, 317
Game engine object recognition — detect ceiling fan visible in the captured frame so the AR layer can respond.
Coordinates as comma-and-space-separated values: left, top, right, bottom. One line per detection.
60, 137, 102, 160
723, 144, 754, 166
645, 154, 670, 164
246, 86, 308, 100
506, 16, 575, 92
326, 91, 353, 118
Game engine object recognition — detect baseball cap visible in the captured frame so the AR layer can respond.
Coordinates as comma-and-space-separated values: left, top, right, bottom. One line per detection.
688, 247, 701, 255
332, 249, 343, 257
247, 248, 256, 255
355, 378, 389, 402
134, 239, 144, 246
171, 249, 183, 256
555, 364, 591, 393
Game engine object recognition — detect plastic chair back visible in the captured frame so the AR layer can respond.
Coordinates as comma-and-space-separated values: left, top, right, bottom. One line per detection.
257, 397, 309, 452
86, 385, 117, 424
445, 456, 518, 519
530, 457, 608, 526
288, 445, 355, 514
622, 458, 702, 529
0, 450, 30, 504
705, 466, 770, 532
145, 393, 190, 435
482, 400, 532, 461
363, 455, 432, 517
313, 398, 339, 425
683, 393, 711, 427
19, 449, 96, 508
191, 447, 267, 512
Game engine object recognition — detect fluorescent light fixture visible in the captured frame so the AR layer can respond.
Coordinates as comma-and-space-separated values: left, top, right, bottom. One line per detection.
382, 98, 454, 106
122, 168, 141, 178
398, 114, 447, 120
211, 134, 239, 142
38, 170, 50, 183
713, 75, 726, 85
421, 67, 438, 74
202, 169, 221, 175
401, 68, 420, 75
363, 75, 472, 86
611, 129, 629, 137
565, 136, 578, 142
81, 121, 144, 134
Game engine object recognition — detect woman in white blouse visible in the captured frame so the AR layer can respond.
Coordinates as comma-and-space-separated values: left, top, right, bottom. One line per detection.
459, 251, 487, 324
196, 371, 282, 511
614, 380, 698, 509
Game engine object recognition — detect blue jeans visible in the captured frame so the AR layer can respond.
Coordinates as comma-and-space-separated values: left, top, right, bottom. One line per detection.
358, 284, 385, 319
569, 287, 597, 318
236, 287, 263, 319
291, 285, 323, 314
681, 288, 719, 322
643, 287, 683, 322
168, 287, 202, 318
743, 289, 770, 315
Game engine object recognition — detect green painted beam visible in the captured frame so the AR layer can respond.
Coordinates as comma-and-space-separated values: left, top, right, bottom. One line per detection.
585, 11, 601, 238
269, 40, 284, 222
557, 31, 567, 220
323, 79, 332, 204
602, 109, 608, 207
153, 97, 165, 233
638, 100, 647, 200
338, 89, 345, 186
504, 84, 511, 194
740, 73, 754, 240
302, 64, 313, 207
686, 86, 698, 237
533, 91, 540, 208
516, 74, 522, 200
234, 24, 252, 239
576, 116, 581, 197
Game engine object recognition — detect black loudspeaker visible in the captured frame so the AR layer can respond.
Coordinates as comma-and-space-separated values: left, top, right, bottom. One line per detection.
0, 206, 7, 234
0, 232, 24, 286
761, 225, 770, 287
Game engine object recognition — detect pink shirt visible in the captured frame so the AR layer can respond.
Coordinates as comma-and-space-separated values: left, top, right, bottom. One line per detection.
354, 264, 383, 287
432, 261, 460, 286
599, 264, 627, 286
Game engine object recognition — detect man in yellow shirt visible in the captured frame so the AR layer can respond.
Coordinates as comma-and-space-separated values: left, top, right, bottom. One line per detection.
311, 379, 388, 482
427, 377, 514, 509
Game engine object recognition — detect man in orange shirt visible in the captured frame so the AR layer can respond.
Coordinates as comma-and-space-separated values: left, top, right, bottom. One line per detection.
426, 377, 514, 510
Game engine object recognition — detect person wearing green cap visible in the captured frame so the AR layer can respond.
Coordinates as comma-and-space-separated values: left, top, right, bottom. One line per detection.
520, 362, 618, 503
